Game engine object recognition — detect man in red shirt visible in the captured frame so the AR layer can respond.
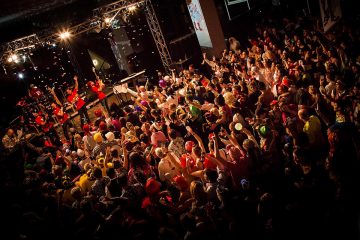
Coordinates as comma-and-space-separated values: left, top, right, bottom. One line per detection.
51, 102, 73, 141
66, 75, 90, 126
87, 77, 109, 113
33, 111, 61, 146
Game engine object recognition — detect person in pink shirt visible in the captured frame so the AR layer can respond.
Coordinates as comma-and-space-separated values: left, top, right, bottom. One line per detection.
150, 125, 167, 147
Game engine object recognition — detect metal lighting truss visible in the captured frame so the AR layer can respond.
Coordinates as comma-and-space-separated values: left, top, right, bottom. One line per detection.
93, 0, 145, 18
2, 34, 41, 53
144, 0, 172, 73
1, 0, 173, 72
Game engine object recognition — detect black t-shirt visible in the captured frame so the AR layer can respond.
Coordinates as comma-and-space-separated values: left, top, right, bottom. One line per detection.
107, 177, 122, 197
247, 91, 261, 112
126, 112, 140, 126
169, 122, 187, 137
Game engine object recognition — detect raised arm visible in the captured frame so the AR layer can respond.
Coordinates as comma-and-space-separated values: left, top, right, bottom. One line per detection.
202, 52, 217, 68
121, 135, 129, 170
241, 127, 259, 148
48, 87, 63, 106
133, 97, 147, 111
104, 147, 112, 169
186, 126, 206, 153
73, 75, 79, 91
167, 150, 192, 181
171, 69, 176, 83
221, 128, 242, 150
205, 152, 226, 169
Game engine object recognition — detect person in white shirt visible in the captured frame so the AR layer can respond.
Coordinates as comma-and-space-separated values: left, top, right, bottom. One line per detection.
2, 128, 21, 150
324, 74, 336, 96
82, 125, 96, 158
168, 129, 186, 159
77, 149, 92, 171
155, 148, 182, 182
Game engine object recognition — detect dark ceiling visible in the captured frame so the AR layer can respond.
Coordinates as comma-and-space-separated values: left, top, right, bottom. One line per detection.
0, 0, 69, 16
0, 0, 116, 44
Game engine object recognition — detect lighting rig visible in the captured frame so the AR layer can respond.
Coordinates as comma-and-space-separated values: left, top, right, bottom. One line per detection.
0, 0, 173, 73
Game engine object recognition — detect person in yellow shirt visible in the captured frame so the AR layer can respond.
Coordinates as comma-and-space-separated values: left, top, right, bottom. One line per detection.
75, 163, 94, 194
298, 108, 324, 147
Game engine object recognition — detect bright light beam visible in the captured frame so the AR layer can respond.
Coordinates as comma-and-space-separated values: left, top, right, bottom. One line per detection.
59, 31, 71, 40
104, 17, 112, 24
128, 5, 137, 12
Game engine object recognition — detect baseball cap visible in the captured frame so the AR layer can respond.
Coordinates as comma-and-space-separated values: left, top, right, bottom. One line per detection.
93, 132, 103, 143
105, 131, 115, 141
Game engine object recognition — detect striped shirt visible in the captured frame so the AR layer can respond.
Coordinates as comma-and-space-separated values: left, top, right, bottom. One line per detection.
92, 141, 110, 158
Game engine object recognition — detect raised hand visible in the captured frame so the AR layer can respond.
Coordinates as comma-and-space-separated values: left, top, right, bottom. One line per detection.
185, 126, 193, 135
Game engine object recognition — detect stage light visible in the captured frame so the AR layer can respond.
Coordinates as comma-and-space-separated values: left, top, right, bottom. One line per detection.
92, 59, 98, 66
10, 54, 19, 63
59, 31, 71, 40
104, 17, 112, 24
22, 55, 26, 60
18, 73, 24, 79
128, 5, 137, 12
7, 56, 13, 63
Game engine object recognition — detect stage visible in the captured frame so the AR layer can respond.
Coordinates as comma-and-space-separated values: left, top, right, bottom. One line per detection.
53, 70, 146, 136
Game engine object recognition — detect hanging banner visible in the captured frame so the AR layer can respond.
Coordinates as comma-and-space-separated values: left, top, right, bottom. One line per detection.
187, 0, 213, 48
319, 0, 342, 32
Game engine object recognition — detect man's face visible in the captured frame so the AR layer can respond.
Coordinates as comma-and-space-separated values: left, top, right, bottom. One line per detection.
352, 86, 359, 95
289, 85, 297, 93
66, 89, 72, 94
7, 129, 14, 137
232, 88, 239, 96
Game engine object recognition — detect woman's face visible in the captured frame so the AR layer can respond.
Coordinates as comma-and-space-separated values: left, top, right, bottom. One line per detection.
336, 82, 343, 92
308, 85, 316, 94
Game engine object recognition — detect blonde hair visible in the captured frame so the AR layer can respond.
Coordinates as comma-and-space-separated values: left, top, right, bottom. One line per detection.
223, 92, 235, 106
190, 181, 207, 203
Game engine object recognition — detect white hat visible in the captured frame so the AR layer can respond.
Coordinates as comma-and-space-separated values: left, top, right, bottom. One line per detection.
77, 149, 85, 157
105, 131, 115, 141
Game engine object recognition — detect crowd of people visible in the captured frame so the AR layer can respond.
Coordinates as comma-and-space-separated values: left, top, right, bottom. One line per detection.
1, 15, 360, 240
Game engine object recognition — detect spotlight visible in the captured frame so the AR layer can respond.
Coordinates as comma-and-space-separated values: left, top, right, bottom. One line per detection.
92, 59, 98, 66
18, 73, 24, 79
59, 31, 71, 40
128, 5, 137, 12
104, 17, 112, 24
7, 56, 13, 63
11, 54, 19, 63
22, 55, 26, 60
